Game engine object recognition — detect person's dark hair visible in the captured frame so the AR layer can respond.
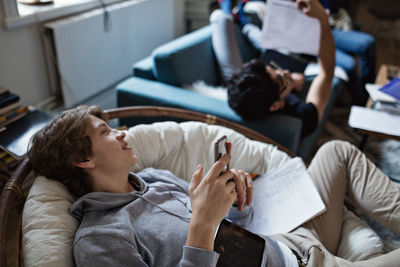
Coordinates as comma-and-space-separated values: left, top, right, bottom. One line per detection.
28, 105, 105, 198
227, 59, 280, 120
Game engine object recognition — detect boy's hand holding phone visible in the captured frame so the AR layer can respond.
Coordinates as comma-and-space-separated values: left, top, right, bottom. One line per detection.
214, 136, 253, 211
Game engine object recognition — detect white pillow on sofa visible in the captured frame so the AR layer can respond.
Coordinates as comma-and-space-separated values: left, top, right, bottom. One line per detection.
21, 121, 385, 266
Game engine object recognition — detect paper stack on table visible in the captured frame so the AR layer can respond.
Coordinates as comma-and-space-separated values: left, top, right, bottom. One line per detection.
348, 106, 400, 137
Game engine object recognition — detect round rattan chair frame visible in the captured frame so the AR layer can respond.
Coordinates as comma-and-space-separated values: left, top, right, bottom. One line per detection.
0, 106, 293, 266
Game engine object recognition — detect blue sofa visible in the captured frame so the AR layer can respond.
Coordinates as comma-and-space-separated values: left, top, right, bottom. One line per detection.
116, 25, 345, 159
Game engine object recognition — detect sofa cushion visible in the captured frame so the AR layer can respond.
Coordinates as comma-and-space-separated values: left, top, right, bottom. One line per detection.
151, 24, 258, 88
152, 26, 219, 86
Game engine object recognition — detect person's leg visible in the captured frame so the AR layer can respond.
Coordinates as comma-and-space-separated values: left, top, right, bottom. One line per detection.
272, 140, 400, 265
304, 140, 400, 254
333, 30, 376, 105
210, 10, 244, 82
332, 30, 377, 83
219, 0, 232, 14
306, 247, 400, 267
335, 49, 367, 105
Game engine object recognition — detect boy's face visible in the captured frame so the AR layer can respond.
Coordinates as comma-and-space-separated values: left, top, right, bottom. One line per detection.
85, 115, 137, 173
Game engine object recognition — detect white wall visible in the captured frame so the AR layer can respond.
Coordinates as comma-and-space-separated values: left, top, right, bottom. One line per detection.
0, 0, 184, 106
0, 24, 50, 105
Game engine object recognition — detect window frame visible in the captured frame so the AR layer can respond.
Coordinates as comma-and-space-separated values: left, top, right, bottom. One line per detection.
1, 0, 132, 29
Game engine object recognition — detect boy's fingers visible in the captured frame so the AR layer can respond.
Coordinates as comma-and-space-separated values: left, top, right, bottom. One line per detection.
208, 153, 231, 180
225, 141, 232, 154
218, 170, 235, 185
225, 141, 231, 170
189, 164, 203, 192
245, 174, 253, 206
231, 172, 246, 210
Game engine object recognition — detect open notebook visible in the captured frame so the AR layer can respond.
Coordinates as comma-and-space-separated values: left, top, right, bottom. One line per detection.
246, 157, 326, 235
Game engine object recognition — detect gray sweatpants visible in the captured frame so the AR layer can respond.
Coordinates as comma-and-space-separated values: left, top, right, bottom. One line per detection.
274, 140, 400, 266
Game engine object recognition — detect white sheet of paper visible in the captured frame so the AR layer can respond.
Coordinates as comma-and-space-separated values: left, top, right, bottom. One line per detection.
348, 106, 400, 137
260, 0, 320, 56
244, 157, 326, 235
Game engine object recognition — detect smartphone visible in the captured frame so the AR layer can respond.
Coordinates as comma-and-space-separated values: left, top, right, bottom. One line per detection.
215, 136, 236, 205
214, 135, 230, 172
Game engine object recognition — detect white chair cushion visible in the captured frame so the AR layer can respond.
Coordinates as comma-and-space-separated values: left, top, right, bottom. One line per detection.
22, 176, 78, 267
22, 121, 384, 266
337, 207, 385, 261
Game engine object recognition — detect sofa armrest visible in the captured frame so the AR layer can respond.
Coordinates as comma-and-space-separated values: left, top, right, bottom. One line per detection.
116, 77, 302, 152
151, 26, 219, 86
132, 57, 155, 80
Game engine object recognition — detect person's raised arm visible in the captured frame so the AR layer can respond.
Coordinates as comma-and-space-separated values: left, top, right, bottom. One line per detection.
298, 0, 335, 120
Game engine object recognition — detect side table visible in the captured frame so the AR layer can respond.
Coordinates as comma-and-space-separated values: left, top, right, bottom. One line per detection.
349, 64, 400, 150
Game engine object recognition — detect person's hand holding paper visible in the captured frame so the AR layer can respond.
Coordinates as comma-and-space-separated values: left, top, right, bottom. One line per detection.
261, 0, 324, 56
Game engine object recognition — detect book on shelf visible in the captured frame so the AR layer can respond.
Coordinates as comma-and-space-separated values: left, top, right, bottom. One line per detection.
0, 105, 29, 127
0, 92, 20, 109
0, 91, 32, 132
0, 100, 22, 115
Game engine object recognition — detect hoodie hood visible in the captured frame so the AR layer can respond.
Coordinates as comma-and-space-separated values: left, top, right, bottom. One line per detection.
70, 172, 147, 221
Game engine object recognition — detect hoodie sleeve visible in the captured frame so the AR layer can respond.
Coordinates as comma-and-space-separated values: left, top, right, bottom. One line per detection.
181, 246, 219, 267
74, 235, 219, 267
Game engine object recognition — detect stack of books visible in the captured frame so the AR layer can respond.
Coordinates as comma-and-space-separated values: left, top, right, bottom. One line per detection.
366, 78, 400, 115
185, 0, 218, 32
0, 87, 29, 131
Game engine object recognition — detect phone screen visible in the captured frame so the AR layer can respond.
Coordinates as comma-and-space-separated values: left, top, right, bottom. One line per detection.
214, 135, 230, 171
214, 135, 227, 162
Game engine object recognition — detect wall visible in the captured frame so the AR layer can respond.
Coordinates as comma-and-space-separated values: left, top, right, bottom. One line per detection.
0, 23, 50, 105
0, 0, 184, 107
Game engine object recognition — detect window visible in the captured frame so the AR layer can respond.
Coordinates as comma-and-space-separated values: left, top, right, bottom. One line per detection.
1, 0, 124, 29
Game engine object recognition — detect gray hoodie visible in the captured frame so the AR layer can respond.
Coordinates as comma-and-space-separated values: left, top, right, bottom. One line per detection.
71, 168, 219, 267
71, 168, 287, 267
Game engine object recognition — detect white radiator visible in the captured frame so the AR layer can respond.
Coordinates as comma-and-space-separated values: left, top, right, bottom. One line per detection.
43, 0, 180, 107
